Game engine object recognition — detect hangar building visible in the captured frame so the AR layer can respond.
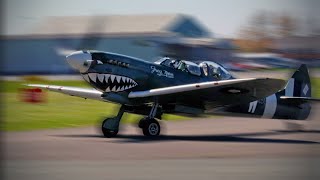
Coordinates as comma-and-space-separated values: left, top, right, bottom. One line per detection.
1, 14, 234, 74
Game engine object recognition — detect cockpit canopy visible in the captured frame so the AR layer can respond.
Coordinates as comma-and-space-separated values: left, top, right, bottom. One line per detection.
155, 57, 201, 76
155, 57, 232, 79
199, 61, 232, 79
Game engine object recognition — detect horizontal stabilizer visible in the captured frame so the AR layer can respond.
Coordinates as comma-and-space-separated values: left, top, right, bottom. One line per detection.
280, 96, 320, 102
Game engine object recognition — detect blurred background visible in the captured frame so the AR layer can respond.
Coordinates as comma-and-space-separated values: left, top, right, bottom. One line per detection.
2, 0, 320, 75
1, 0, 319, 130
1, 1, 320, 180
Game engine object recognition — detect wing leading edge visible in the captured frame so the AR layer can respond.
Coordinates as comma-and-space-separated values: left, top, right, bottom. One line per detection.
129, 78, 286, 108
129, 78, 285, 98
26, 84, 103, 101
27, 77, 286, 108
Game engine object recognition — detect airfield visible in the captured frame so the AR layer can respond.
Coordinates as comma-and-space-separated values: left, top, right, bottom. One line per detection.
4, 106, 320, 180
2, 70, 320, 180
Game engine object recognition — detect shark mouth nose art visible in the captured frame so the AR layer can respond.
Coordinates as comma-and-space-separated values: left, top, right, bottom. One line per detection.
82, 73, 138, 92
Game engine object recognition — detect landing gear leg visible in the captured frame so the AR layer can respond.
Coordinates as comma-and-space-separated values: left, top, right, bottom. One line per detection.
102, 105, 125, 138
139, 102, 161, 137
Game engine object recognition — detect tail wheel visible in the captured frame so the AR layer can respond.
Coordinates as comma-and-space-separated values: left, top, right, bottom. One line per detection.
142, 118, 160, 136
101, 119, 118, 138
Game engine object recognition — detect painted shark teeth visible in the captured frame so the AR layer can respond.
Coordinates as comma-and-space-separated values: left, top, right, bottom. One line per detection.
116, 76, 121, 83
82, 74, 90, 82
82, 73, 138, 92
88, 73, 97, 82
97, 74, 104, 83
110, 75, 115, 83
105, 74, 110, 81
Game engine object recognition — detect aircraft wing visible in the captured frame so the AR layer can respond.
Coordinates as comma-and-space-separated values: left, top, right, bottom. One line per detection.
26, 84, 103, 101
129, 78, 286, 107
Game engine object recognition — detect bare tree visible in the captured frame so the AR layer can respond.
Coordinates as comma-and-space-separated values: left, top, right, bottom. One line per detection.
239, 11, 298, 39
239, 11, 271, 40
236, 11, 300, 52
274, 14, 297, 37
236, 11, 273, 52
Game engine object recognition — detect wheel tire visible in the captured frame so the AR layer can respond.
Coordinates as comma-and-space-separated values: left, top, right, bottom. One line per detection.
138, 117, 148, 128
101, 119, 119, 138
142, 119, 160, 136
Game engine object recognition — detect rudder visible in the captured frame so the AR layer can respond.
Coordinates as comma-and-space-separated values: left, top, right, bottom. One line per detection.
282, 64, 311, 98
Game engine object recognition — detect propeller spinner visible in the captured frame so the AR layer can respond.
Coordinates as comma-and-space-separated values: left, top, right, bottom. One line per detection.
66, 51, 93, 73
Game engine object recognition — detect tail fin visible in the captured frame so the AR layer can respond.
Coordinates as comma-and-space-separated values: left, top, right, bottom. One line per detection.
277, 65, 317, 120
282, 64, 311, 98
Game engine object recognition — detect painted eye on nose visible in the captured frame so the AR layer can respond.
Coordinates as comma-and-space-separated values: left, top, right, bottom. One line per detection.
83, 60, 94, 67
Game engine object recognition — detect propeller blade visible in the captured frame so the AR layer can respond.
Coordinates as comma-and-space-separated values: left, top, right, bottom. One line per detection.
76, 16, 106, 50
55, 47, 76, 56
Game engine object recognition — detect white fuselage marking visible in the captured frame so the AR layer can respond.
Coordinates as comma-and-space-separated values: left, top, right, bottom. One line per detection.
248, 101, 258, 113
262, 94, 277, 118
303, 84, 309, 96
285, 78, 294, 97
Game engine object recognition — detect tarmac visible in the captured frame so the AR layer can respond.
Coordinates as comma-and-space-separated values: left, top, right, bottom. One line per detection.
3, 104, 320, 180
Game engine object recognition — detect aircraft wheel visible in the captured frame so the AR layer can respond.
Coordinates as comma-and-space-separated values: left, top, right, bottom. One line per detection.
102, 119, 118, 138
142, 118, 160, 136
138, 117, 148, 128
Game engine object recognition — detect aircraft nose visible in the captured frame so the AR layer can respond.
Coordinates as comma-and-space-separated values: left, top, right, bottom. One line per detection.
66, 51, 92, 73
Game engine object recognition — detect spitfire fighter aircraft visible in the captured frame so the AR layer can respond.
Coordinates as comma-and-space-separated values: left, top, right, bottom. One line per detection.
28, 50, 319, 137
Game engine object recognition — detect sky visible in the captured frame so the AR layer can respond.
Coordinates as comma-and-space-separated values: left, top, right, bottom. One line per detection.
3, 0, 319, 38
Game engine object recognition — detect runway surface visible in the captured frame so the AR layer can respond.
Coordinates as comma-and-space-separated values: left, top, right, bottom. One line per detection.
3, 105, 320, 179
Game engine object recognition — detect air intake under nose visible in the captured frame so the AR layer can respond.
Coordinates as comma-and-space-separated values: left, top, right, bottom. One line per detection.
66, 51, 92, 73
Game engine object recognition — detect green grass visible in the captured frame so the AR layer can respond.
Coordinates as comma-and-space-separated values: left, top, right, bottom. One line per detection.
1, 79, 90, 93
311, 77, 320, 98
0, 80, 189, 131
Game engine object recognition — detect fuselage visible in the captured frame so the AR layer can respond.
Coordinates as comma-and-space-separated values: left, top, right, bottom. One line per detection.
66, 50, 311, 120
85, 51, 230, 90
75, 51, 233, 105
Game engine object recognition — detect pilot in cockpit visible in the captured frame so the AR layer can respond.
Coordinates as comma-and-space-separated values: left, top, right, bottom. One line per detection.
200, 62, 222, 79
172, 60, 188, 72
201, 63, 209, 76
211, 65, 222, 79
171, 60, 180, 69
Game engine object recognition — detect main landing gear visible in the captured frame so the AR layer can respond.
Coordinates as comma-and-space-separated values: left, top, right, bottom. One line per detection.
101, 106, 124, 138
138, 102, 161, 136
101, 103, 161, 138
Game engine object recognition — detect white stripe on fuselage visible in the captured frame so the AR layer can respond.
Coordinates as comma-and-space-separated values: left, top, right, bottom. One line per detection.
285, 78, 294, 97
262, 94, 277, 118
